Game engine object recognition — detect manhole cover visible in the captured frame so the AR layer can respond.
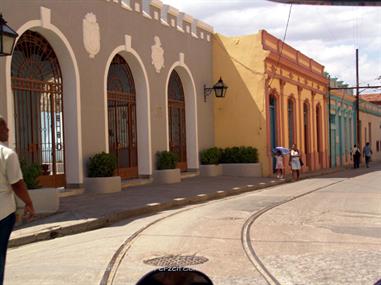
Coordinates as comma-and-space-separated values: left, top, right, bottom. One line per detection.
144, 255, 209, 267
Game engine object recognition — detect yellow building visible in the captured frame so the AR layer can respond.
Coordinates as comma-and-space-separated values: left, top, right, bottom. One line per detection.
359, 100, 381, 161
213, 30, 329, 176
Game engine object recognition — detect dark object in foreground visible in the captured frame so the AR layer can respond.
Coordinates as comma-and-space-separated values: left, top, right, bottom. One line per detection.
268, 0, 381, 6
136, 268, 213, 285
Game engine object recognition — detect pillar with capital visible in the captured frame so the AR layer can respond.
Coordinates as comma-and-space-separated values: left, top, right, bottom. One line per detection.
311, 92, 317, 171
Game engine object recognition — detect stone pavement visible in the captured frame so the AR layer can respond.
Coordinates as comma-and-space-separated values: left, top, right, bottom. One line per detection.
8, 164, 376, 248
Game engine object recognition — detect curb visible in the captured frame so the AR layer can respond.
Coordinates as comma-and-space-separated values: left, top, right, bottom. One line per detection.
8, 168, 348, 248
9, 179, 287, 248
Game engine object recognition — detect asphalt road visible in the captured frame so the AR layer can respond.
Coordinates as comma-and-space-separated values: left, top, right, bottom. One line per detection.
5, 168, 381, 285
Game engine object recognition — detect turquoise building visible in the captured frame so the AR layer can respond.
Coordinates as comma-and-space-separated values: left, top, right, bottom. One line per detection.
328, 79, 356, 168
329, 78, 381, 167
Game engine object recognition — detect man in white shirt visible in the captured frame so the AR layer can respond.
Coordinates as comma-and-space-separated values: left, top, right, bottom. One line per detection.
0, 116, 34, 285
351, 144, 361, 169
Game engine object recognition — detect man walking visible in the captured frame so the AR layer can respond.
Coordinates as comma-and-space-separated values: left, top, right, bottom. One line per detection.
363, 142, 373, 168
0, 116, 35, 285
351, 144, 361, 169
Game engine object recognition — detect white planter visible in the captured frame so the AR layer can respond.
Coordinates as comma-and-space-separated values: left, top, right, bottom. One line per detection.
200, 164, 223, 176
221, 163, 262, 177
153, 168, 181, 184
85, 176, 122, 194
16, 188, 59, 214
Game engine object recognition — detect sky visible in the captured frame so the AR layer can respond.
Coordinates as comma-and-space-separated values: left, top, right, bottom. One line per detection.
164, 0, 381, 93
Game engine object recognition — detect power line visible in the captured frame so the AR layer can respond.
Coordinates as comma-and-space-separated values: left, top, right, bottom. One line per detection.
266, 4, 293, 89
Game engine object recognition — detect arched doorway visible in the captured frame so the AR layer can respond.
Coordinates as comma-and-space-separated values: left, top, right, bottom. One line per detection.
288, 98, 295, 147
303, 101, 311, 169
316, 104, 322, 166
107, 54, 138, 179
11, 30, 65, 187
168, 70, 187, 171
270, 94, 277, 171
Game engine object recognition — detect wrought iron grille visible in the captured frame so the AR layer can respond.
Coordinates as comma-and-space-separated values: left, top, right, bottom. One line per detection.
107, 55, 138, 173
11, 31, 64, 176
168, 71, 186, 165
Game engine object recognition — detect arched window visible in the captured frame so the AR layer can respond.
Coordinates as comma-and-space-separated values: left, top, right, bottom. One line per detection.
11, 30, 64, 186
168, 70, 187, 171
107, 54, 138, 178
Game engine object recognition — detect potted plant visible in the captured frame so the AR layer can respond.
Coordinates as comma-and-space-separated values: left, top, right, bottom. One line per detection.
220, 146, 262, 177
199, 147, 223, 176
41, 163, 50, 175
84, 152, 121, 193
153, 151, 181, 184
15, 161, 59, 214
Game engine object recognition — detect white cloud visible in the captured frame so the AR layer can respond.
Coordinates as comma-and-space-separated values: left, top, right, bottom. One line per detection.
163, 0, 381, 90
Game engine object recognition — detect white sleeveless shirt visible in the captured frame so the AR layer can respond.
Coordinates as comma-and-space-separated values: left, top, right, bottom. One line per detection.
0, 143, 23, 221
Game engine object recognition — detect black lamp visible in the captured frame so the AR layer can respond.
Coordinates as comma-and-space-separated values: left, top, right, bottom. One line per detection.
0, 14, 18, 57
204, 77, 228, 102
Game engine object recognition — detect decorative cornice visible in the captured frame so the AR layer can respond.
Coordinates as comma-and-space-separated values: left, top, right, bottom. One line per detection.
167, 5, 179, 16
183, 14, 193, 23
266, 55, 327, 85
271, 72, 326, 95
196, 20, 213, 33
150, 0, 163, 9
102, 0, 212, 43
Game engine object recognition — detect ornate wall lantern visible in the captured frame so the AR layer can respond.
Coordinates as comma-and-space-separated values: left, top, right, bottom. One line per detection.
204, 77, 228, 102
0, 14, 18, 56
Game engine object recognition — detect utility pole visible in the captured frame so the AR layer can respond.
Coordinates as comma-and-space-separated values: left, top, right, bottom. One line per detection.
328, 49, 381, 162
356, 49, 360, 147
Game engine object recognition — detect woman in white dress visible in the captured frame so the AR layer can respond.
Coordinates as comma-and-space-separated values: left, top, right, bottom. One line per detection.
275, 150, 284, 179
289, 144, 302, 181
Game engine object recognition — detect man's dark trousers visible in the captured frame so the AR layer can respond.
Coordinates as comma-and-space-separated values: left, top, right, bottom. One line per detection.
365, 156, 371, 168
353, 155, 357, 168
0, 213, 15, 285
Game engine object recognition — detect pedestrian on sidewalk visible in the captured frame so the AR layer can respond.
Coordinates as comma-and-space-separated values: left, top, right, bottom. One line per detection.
351, 144, 361, 169
289, 144, 302, 181
0, 116, 35, 285
275, 150, 284, 179
363, 142, 373, 168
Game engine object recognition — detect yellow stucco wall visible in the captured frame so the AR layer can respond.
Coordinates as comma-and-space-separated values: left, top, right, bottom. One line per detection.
359, 105, 381, 162
213, 31, 329, 176
213, 33, 270, 175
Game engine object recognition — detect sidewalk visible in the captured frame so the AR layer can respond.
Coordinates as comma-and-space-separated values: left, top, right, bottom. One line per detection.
9, 165, 377, 248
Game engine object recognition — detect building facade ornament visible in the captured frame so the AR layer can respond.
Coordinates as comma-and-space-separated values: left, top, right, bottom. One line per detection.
151, 36, 165, 73
83, 13, 100, 58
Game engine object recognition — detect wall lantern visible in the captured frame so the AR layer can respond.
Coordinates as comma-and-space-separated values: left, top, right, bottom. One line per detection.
203, 77, 228, 102
0, 14, 18, 57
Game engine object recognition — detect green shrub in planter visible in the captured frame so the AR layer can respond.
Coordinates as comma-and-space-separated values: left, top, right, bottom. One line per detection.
221, 147, 240, 163
88, 152, 117, 177
221, 146, 258, 163
238, 146, 258, 163
20, 161, 42, 189
200, 147, 222, 165
156, 151, 178, 170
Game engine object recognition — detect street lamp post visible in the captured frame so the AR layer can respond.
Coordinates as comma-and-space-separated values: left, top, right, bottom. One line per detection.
0, 14, 18, 57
